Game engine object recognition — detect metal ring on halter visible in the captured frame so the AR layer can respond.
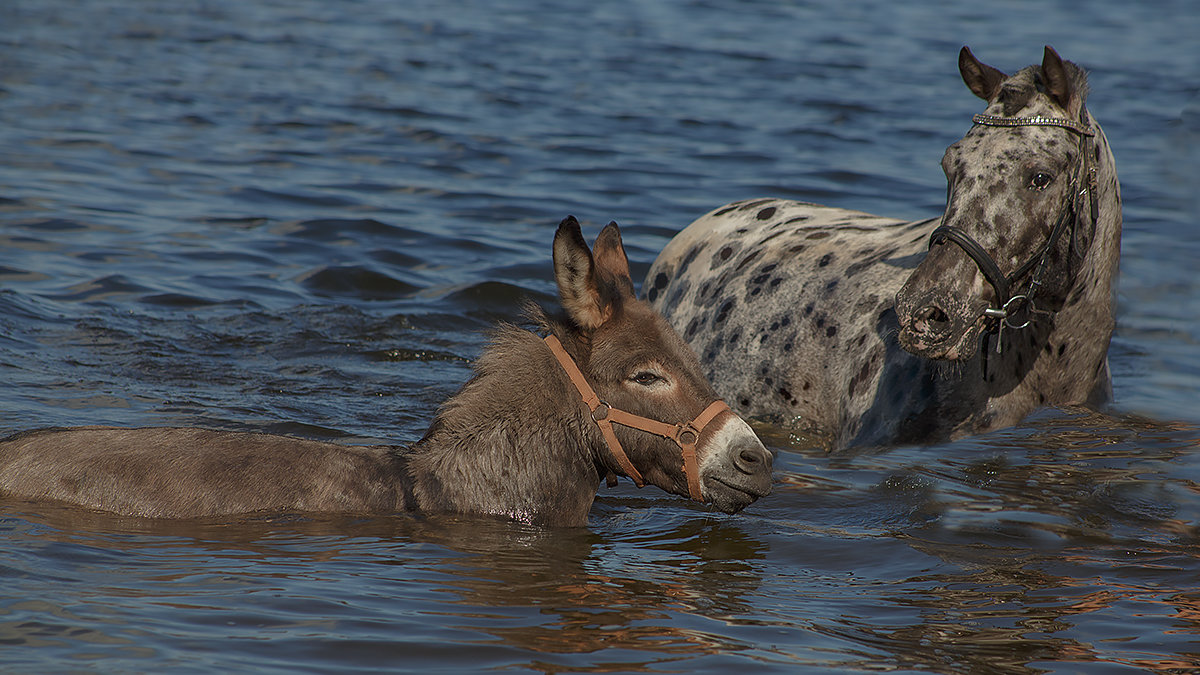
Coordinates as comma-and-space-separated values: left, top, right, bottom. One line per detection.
983, 295, 1034, 330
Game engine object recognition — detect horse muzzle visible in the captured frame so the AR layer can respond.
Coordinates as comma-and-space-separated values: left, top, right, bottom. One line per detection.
895, 290, 990, 361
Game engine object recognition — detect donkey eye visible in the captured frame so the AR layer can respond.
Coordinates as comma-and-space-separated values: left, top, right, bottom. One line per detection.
630, 371, 664, 386
1029, 172, 1054, 190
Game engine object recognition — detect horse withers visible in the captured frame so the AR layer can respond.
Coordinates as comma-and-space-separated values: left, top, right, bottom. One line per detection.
0, 217, 773, 525
645, 46, 1121, 448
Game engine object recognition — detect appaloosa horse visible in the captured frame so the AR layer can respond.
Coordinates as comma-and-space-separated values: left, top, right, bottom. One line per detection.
645, 46, 1121, 448
0, 217, 772, 524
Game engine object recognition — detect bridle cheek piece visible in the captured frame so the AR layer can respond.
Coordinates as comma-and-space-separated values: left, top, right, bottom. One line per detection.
928, 111, 1098, 354
544, 334, 728, 502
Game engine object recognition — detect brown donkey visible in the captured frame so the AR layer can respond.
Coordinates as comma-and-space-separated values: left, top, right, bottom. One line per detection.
0, 217, 773, 525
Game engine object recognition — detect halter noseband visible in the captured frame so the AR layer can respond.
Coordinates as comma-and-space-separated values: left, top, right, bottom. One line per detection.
544, 334, 728, 502
928, 111, 1098, 345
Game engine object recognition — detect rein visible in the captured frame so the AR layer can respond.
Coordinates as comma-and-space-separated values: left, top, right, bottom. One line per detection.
928, 110, 1099, 352
543, 334, 728, 502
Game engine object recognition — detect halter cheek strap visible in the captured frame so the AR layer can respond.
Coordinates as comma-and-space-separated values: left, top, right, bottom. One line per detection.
543, 334, 727, 502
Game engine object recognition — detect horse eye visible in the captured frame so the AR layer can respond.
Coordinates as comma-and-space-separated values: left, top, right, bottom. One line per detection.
1029, 172, 1054, 190
630, 371, 663, 386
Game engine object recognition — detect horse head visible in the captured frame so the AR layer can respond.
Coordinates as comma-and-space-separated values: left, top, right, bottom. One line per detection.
897, 46, 1112, 361
550, 217, 773, 513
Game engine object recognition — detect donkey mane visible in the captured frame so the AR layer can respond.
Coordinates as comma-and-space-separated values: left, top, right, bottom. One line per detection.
401, 309, 602, 522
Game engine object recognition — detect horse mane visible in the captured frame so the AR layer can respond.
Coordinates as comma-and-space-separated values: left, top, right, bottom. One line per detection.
1000, 61, 1090, 117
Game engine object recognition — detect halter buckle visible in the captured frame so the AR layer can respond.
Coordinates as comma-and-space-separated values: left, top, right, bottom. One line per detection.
676, 426, 699, 447
591, 402, 610, 422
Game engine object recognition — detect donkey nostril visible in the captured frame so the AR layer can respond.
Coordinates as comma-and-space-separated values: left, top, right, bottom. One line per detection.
735, 446, 771, 474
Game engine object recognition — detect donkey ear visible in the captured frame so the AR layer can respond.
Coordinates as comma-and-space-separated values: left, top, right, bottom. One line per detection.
1041, 45, 1080, 116
592, 221, 635, 298
959, 46, 1007, 102
553, 216, 607, 330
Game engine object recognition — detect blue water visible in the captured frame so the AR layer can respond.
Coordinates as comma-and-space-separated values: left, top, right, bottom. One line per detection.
2, 0, 1198, 672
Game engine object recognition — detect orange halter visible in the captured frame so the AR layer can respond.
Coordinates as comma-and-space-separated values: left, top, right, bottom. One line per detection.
543, 334, 729, 502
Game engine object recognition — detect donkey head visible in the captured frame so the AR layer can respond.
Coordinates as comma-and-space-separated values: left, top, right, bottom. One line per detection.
551, 216, 773, 513
896, 46, 1100, 360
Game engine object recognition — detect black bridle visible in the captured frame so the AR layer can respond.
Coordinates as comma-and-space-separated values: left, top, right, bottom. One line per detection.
928, 111, 1099, 351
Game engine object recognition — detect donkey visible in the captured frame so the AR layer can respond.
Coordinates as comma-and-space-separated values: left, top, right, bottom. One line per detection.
644, 46, 1121, 448
0, 217, 773, 525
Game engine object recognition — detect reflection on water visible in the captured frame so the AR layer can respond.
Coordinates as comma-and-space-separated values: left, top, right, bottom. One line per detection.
2, 418, 1199, 671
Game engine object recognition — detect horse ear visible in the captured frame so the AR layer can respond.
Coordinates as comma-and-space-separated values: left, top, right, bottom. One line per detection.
592, 221, 635, 298
553, 216, 607, 330
1041, 45, 1080, 116
959, 45, 1007, 102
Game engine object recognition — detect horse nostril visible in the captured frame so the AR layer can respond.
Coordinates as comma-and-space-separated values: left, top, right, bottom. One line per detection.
915, 305, 950, 326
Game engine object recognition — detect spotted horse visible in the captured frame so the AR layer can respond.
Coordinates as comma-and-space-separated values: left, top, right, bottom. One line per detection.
645, 46, 1122, 448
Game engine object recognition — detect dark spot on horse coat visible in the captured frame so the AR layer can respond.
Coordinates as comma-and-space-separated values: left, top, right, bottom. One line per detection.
679, 245, 702, 272
665, 278, 690, 309
733, 250, 762, 272
757, 206, 777, 220
818, 253, 834, 267
807, 231, 831, 240
756, 230, 786, 246
844, 258, 873, 277
712, 245, 738, 270
736, 199, 776, 212
849, 359, 875, 398
715, 298, 735, 325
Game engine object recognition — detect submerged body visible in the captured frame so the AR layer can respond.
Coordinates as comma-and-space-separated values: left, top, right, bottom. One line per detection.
646, 47, 1121, 448
0, 218, 772, 524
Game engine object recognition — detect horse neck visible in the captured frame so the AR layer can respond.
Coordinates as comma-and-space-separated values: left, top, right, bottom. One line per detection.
404, 325, 606, 526
1048, 118, 1122, 333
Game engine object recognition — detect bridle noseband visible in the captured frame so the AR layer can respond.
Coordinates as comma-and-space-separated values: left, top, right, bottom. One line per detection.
928, 111, 1099, 352
544, 334, 729, 502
